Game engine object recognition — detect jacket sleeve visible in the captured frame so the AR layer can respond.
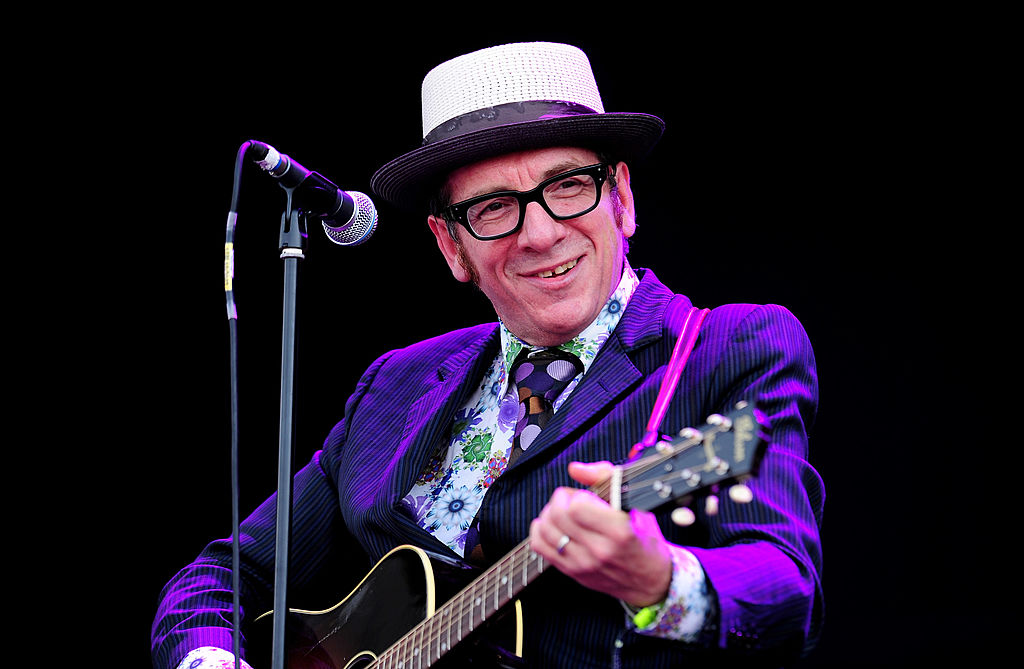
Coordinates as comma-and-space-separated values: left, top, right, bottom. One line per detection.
685, 303, 825, 658
150, 353, 391, 669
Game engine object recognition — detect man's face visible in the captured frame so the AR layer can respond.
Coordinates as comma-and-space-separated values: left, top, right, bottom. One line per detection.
428, 147, 636, 346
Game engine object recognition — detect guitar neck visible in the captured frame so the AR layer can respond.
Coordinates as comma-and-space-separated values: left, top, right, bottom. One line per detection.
375, 538, 545, 667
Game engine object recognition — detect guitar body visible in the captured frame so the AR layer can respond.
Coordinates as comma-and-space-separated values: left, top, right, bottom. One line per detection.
249, 545, 523, 669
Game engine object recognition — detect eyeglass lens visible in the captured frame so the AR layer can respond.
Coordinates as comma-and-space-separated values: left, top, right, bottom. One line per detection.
467, 171, 600, 238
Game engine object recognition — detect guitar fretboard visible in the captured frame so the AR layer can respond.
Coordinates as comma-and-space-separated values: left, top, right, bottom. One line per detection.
373, 538, 544, 668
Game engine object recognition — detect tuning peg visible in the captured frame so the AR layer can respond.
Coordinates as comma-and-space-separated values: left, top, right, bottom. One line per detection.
671, 506, 696, 526
706, 414, 732, 430
728, 483, 753, 504
677, 427, 702, 442
705, 494, 719, 516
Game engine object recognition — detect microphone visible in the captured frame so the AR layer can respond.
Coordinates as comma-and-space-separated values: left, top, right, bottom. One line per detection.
248, 140, 378, 246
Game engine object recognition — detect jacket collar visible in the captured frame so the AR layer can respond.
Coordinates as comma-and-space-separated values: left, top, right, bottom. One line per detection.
614, 267, 685, 351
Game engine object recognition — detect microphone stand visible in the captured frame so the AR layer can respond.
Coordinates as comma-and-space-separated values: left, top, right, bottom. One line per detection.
226, 139, 375, 668
270, 189, 307, 669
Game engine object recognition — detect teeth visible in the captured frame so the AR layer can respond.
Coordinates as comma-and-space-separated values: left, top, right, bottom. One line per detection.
537, 258, 578, 278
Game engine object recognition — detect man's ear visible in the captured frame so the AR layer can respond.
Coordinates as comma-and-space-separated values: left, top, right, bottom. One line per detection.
427, 215, 472, 283
613, 161, 637, 238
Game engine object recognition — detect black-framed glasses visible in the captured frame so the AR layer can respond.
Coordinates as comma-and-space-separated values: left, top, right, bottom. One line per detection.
440, 163, 615, 241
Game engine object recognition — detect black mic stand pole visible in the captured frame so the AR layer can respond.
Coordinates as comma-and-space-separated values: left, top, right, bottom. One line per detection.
270, 189, 308, 669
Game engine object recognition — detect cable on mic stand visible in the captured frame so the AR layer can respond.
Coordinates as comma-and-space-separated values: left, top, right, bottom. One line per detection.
224, 141, 247, 669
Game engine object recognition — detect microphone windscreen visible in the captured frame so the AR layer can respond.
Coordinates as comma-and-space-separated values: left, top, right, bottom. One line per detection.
322, 191, 378, 246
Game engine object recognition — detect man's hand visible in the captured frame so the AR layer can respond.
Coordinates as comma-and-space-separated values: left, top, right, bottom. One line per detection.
176, 647, 255, 669
528, 461, 673, 607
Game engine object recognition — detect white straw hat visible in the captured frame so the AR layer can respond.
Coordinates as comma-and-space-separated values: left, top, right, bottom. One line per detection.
371, 42, 665, 213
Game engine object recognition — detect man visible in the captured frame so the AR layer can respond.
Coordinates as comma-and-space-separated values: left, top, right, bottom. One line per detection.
153, 42, 824, 668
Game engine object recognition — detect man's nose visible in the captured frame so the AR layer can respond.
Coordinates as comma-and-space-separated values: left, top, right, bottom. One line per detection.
516, 202, 566, 251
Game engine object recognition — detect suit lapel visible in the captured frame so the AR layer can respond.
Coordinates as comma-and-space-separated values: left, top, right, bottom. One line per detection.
388, 326, 500, 505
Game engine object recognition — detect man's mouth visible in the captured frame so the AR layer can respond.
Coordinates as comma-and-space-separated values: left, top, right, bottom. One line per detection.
534, 257, 579, 279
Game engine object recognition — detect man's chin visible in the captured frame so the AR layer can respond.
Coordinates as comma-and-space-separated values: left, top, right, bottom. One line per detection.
506, 310, 597, 346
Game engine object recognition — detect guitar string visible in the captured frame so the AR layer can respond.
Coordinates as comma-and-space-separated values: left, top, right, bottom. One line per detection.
613, 425, 730, 495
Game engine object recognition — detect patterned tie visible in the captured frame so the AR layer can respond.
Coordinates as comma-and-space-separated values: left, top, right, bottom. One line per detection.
508, 347, 584, 465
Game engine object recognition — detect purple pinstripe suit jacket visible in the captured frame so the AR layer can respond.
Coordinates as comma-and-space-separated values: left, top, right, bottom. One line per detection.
153, 268, 824, 668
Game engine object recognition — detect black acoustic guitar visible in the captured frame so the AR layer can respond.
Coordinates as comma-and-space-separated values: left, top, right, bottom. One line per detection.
250, 402, 767, 668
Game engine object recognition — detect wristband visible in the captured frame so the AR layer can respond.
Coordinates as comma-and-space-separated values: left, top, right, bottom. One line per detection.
632, 602, 662, 628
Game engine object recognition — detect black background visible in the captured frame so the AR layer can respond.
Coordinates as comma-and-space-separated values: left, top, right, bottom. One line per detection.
44, 16, 996, 668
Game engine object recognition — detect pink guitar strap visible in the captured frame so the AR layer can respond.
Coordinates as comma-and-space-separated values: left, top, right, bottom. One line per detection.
628, 305, 710, 460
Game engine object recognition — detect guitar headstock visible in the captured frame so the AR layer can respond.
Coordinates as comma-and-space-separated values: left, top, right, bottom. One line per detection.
616, 402, 768, 525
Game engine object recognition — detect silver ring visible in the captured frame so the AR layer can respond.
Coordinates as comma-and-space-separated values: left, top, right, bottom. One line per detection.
556, 534, 571, 554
